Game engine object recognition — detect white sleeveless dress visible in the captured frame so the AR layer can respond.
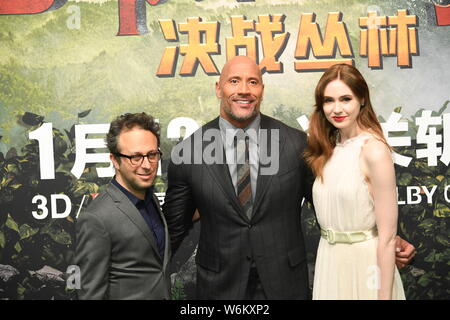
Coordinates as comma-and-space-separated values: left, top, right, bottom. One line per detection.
312, 133, 405, 300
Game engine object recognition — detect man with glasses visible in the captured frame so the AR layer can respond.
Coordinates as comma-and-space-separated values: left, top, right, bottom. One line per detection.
75, 112, 171, 299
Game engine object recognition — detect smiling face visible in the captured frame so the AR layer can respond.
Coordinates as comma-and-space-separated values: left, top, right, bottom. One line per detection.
322, 79, 363, 137
216, 56, 264, 128
110, 127, 159, 199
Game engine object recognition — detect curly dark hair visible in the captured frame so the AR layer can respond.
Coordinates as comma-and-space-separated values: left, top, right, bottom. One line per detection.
106, 112, 160, 155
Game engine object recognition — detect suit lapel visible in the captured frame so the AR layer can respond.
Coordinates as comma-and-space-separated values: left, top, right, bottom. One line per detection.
107, 183, 163, 264
153, 193, 170, 268
203, 118, 246, 217
207, 161, 244, 215
252, 114, 286, 218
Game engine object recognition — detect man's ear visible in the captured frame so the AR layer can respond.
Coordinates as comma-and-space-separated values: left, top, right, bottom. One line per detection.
215, 81, 221, 99
110, 153, 120, 170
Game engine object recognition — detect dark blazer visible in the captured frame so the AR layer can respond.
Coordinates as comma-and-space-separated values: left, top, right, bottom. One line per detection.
163, 113, 313, 299
75, 181, 171, 300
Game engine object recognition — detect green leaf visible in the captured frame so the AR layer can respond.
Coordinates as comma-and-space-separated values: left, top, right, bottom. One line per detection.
41, 222, 72, 245
424, 250, 444, 263
6, 163, 19, 174
22, 112, 44, 126
54, 130, 68, 154
436, 235, 450, 247
19, 224, 39, 240
437, 100, 449, 116
171, 280, 187, 300
417, 274, 432, 287
71, 181, 99, 197
414, 108, 425, 118
399, 221, 409, 238
5, 147, 17, 160
398, 173, 413, 186
14, 241, 22, 252
6, 213, 19, 233
0, 231, 5, 248
393, 106, 402, 113
51, 229, 72, 245
417, 218, 435, 231
434, 203, 450, 218
1, 176, 13, 187
17, 283, 26, 299
78, 109, 92, 118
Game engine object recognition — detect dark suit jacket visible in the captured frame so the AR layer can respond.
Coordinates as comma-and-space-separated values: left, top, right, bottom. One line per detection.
75, 181, 171, 299
163, 113, 313, 299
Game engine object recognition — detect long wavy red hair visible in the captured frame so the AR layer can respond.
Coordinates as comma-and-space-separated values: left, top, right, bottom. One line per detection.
304, 63, 389, 181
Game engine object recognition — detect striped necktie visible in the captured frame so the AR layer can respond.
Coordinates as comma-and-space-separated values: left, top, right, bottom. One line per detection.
236, 133, 253, 220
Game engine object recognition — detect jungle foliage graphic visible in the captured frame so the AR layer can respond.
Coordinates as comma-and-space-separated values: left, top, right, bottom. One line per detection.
0, 0, 449, 299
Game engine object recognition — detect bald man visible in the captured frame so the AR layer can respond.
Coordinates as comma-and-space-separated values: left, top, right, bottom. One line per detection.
163, 56, 415, 299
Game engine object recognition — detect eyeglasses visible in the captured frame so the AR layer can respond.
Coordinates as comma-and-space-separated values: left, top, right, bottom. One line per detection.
115, 150, 162, 166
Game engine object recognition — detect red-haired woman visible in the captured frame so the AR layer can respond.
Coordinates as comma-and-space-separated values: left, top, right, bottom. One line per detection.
304, 64, 405, 300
